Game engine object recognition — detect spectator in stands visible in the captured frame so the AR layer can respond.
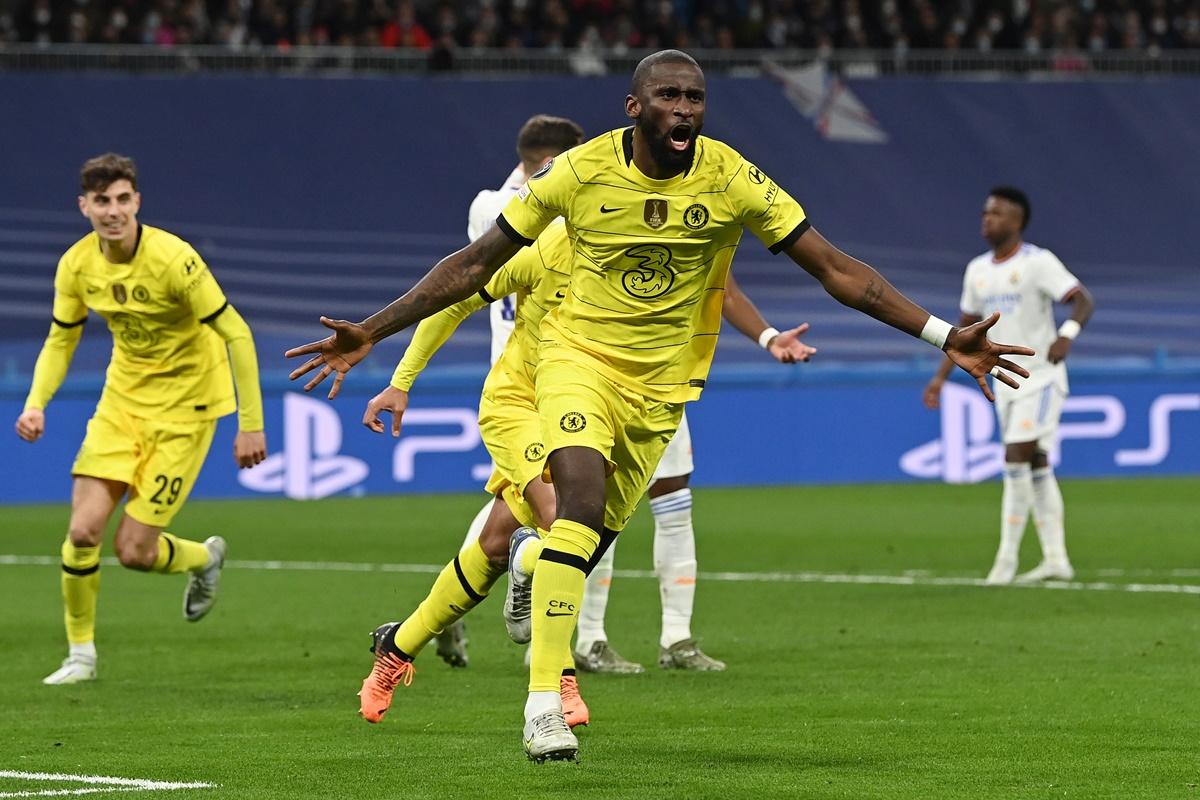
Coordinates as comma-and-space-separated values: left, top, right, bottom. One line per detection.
9, 0, 1200, 56
380, 1, 430, 49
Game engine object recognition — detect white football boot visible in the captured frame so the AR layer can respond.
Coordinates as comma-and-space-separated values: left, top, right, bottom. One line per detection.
184, 536, 227, 622
1015, 560, 1075, 583
503, 527, 539, 644
985, 558, 1017, 586
523, 710, 579, 763
43, 654, 97, 685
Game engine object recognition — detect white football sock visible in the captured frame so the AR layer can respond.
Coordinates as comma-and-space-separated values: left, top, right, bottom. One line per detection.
651, 488, 696, 649
1031, 466, 1069, 565
575, 544, 614, 654
69, 641, 97, 660
524, 690, 561, 722
998, 462, 1034, 564
461, 499, 491, 548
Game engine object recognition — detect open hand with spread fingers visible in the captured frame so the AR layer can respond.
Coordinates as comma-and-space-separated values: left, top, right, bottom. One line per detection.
767, 322, 817, 364
285, 316, 374, 399
944, 312, 1035, 402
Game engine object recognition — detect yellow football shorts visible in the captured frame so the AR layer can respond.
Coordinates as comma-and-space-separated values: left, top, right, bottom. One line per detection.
477, 351, 545, 527
535, 354, 683, 532
71, 402, 217, 527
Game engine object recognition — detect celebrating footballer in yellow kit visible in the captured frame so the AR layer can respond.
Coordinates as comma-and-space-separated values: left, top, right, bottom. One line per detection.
353, 217, 813, 731
15, 153, 267, 686
286, 50, 1034, 763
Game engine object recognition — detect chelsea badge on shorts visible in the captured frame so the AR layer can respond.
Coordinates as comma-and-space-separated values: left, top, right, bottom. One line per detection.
560, 412, 586, 433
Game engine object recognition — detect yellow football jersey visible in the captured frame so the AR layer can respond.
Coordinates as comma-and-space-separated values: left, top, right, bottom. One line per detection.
50, 225, 236, 422
499, 127, 808, 403
392, 221, 572, 390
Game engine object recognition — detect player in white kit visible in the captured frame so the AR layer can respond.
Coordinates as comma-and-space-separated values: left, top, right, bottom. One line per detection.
924, 187, 1094, 585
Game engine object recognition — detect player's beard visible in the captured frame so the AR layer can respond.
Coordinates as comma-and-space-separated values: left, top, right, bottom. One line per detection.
639, 117, 700, 173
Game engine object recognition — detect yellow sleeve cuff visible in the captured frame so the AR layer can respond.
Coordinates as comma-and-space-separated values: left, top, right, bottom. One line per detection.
206, 305, 264, 431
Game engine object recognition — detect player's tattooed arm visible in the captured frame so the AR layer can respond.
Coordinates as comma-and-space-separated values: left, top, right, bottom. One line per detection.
859, 278, 885, 309
924, 312, 984, 409
362, 227, 522, 342
286, 226, 521, 398
784, 225, 1034, 401
783, 226, 924, 334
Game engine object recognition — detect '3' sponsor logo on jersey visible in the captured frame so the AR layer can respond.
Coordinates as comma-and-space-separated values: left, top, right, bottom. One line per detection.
621, 245, 674, 299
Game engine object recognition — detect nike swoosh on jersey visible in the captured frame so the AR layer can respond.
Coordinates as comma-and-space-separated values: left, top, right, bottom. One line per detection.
599, 205, 624, 213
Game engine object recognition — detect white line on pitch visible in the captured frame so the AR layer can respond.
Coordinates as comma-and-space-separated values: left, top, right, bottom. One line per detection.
1, 554, 1197, 596
0, 771, 214, 797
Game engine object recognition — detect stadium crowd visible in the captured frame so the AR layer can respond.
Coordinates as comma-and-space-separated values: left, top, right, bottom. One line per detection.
4, 0, 1200, 53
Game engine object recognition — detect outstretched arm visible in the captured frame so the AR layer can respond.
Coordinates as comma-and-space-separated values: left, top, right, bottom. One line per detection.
784, 228, 1034, 401
286, 225, 522, 398
721, 271, 816, 363
363, 295, 488, 437
923, 312, 983, 409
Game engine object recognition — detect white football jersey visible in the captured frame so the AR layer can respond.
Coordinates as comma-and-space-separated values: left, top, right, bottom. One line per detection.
960, 242, 1080, 397
468, 165, 524, 364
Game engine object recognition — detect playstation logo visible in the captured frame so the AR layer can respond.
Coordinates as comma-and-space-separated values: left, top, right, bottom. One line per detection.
239, 393, 368, 499
899, 383, 1005, 484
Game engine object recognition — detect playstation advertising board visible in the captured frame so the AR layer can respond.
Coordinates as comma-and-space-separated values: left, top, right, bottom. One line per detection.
4, 374, 1196, 504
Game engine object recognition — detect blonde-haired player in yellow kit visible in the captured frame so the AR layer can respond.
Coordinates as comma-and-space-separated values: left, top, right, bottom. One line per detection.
14, 153, 267, 685
287, 50, 1034, 762
353, 220, 813, 729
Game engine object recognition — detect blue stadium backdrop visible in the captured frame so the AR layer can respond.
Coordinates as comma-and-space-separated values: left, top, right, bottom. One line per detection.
2, 71, 1197, 502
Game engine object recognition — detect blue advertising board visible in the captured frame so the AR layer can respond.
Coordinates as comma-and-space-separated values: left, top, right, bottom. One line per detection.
4, 369, 1197, 505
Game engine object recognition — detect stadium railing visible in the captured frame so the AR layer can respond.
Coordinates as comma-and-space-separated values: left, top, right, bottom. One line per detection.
2, 45, 1199, 77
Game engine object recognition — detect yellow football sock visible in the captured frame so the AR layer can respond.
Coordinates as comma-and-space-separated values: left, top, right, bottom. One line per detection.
529, 519, 599, 692
152, 533, 210, 574
61, 538, 101, 646
394, 540, 504, 657
562, 645, 575, 675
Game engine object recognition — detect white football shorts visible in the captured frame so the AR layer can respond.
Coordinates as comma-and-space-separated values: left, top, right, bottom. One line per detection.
996, 383, 1065, 449
651, 408, 694, 481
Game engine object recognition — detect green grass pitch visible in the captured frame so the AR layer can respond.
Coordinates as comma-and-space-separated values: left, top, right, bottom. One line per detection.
1, 479, 1197, 799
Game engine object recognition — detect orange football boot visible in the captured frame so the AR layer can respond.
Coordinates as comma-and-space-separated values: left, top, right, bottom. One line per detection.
560, 673, 590, 729
358, 622, 415, 724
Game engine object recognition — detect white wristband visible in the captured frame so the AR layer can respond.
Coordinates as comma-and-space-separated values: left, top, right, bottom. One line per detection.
758, 326, 780, 350
919, 315, 953, 350
1058, 320, 1081, 340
